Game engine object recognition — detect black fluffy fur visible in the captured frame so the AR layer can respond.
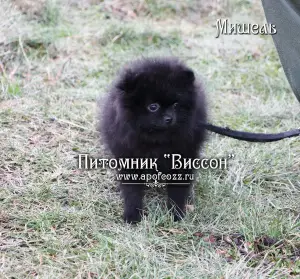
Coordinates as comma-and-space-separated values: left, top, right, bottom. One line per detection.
98, 57, 207, 223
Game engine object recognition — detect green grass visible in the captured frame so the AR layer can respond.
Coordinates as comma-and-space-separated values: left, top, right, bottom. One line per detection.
40, 0, 60, 26
1, 0, 300, 278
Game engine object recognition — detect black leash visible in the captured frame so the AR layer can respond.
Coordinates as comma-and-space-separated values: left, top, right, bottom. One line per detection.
200, 122, 300, 142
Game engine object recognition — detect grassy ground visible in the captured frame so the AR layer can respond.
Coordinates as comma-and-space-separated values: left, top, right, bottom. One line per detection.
1, 0, 299, 278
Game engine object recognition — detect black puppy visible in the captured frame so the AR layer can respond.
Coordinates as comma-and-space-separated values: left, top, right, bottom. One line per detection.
99, 57, 207, 223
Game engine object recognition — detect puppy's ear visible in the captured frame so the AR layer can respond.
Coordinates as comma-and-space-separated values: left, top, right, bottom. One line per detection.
117, 70, 142, 94
171, 67, 195, 88
178, 69, 195, 85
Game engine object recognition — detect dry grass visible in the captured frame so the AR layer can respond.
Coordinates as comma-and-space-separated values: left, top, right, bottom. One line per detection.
1, 0, 300, 278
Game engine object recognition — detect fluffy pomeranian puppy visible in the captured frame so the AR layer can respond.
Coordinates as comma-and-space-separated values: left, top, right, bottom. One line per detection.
99, 57, 207, 223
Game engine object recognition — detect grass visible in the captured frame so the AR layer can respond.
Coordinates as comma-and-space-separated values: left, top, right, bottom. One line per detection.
1, 0, 300, 278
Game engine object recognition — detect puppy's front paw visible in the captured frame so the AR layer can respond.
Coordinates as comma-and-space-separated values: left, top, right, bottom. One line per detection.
123, 209, 142, 224
172, 211, 185, 222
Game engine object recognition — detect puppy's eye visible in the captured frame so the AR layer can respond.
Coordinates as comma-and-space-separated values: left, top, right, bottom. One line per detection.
147, 103, 160, 112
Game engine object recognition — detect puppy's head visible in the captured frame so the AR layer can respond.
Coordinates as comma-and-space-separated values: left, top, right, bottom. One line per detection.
115, 57, 198, 131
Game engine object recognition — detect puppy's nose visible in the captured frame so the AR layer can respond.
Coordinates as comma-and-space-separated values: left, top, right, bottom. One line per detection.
164, 115, 173, 124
